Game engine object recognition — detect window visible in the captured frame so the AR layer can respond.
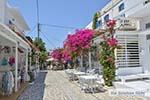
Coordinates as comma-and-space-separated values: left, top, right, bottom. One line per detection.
120, 13, 125, 17
146, 34, 150, 40
98, 20, 102, 26
104, 14, 109, 22
96, 20, 102, 28
9, 20, 12, 24
119, 3, 125, 12
146, 23, 150, 29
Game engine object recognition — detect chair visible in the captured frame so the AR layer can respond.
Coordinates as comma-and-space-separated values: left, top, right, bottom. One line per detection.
96, 77, 105, 92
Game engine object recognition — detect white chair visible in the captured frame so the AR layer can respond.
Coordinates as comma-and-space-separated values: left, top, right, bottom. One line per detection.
96, 77, 105, 91
78, 75, 104, 93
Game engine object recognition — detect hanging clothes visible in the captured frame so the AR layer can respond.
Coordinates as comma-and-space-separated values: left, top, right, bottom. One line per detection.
2, 71, 14, 95
8, 56, 15, 66
1, 57, 8, 66
21, 67, 26, 83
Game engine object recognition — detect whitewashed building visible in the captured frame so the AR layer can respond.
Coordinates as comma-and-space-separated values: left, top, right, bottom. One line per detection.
0, 0, 35, 93
87, 0, 150, 76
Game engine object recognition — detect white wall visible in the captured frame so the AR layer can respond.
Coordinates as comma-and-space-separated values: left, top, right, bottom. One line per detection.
6, 10, 24, 33
125, 0, 143, 17
140, 17, 150, 31
139, 32, 150, 73
0, 0, 27, 33
91, 0, 150, 76
0, 0, 7, 23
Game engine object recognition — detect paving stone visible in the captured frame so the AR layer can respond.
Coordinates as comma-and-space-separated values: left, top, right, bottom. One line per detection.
18, 70, 148, 100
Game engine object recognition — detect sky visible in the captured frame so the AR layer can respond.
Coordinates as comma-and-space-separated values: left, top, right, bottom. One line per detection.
8, 0, 110, 51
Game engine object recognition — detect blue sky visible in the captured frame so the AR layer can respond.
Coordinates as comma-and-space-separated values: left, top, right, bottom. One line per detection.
8, 0, 110, 50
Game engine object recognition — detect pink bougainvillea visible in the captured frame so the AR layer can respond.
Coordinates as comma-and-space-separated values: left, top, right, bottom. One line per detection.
51, 29, 94, 63
51, 48, 63, 61
107, 38, 118, 47
51, 48, 73, 62
62, 50, 72, 61
64, 29, 94, 58
106, 19, 116, 28
99, 19, 119, 86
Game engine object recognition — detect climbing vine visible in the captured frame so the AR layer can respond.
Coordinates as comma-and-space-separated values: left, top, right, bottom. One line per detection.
92, 12, 100, 29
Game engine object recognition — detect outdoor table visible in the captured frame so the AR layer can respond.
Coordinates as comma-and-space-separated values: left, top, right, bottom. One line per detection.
78, 75, 99, 90
73, 71, 86, 76
79, 75, 98, 83
71, 71, 86, 80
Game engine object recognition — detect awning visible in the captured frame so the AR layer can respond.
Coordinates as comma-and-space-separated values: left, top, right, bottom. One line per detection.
0, 23, 31, 49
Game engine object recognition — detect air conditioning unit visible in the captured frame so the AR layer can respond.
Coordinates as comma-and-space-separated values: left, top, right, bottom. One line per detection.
116, 18, 137, 31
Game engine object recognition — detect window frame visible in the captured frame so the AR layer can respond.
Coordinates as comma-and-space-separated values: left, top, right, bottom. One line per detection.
96, 20, 102, 28
104, 14, 109, 22
119, 3, 125, 12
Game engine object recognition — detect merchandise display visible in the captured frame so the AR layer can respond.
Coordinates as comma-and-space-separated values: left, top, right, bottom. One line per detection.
1, 71, 14, 96
8, 56, 15, 66
0, 45, 27, 96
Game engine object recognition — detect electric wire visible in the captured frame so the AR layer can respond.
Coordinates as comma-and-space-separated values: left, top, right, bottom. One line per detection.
28, 25, 37, 34
40, 31, 56, 48
40, 24, 79, 29
40, 31, 63, 43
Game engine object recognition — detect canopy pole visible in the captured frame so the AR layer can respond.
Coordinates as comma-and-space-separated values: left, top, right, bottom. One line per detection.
89, 50, 92, 69
80, 51, 83, 69
15, 42, 19, 92
25, 49, 29, 81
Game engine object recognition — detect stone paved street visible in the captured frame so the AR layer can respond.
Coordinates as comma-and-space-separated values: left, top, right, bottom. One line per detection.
18, 70, 147, 100
18, 71, 47, 100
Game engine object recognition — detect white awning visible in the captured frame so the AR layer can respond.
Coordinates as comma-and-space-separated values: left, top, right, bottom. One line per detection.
0, 23, 31, 50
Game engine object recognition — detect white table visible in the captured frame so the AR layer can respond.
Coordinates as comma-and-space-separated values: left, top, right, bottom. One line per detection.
73, 71, 86, 76
79, 75, 97, 80
78, 75, 101, 93
78, 75, 98, 85
71, 71, 86, 80
65, 69, 85, 81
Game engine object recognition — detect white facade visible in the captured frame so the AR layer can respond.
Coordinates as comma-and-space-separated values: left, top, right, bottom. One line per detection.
87, 0, 150, 76
0, 0, 31, 92
0, 0, 30, 31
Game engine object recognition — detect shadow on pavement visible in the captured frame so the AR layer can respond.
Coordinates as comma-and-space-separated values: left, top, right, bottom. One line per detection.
18, 71, 48, 100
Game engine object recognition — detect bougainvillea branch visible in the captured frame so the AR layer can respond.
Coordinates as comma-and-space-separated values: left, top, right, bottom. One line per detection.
99, 19, 118, 86
51, 48, 63, 61
64, 29, 94, 58
51, 29, 94, 65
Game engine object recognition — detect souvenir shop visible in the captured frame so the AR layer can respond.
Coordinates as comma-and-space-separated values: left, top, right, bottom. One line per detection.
0, 24, 31, 96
